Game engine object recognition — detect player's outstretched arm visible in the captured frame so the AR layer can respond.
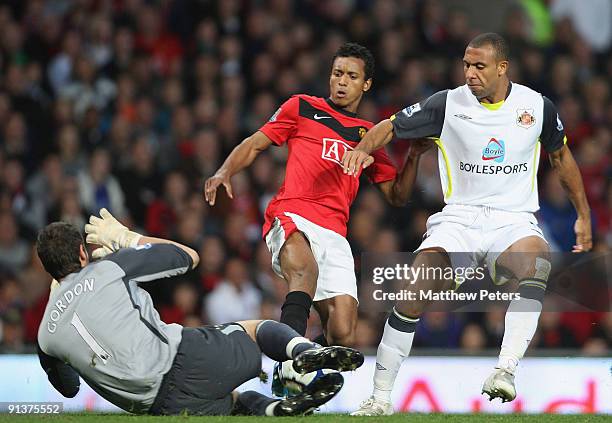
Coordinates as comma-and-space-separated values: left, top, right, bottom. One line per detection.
342, 119, 394, 176
377, 139, 434, 206
85, 208, 200, 268
204, 131, 273, 205
548, 145, 592, 252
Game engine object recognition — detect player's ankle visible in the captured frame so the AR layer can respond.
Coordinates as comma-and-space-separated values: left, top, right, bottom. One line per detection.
497, 355, 519, 374
372, 389, 392, 404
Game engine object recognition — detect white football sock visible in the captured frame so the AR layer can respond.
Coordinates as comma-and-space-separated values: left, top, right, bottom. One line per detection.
498, 297, 542, 373
372, 314, 417, 403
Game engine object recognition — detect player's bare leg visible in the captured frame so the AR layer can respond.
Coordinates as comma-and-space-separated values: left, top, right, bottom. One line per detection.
353, 248, 453, 415
278, 232, 318, 336
313, 295, 358, 346
483, 236, 550, 402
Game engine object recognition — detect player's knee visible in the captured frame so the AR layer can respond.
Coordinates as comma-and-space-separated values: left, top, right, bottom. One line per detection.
281, 251, 318, 285
326, 324, 356, 347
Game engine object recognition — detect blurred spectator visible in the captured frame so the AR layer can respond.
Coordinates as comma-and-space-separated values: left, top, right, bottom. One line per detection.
414, 312, 463, 348
198, 236, 226, 292
78, 147, 127, 219
116, 136, 162, 225
145, 171, 188, 237
0, 308, 25, 353
0, 212, 30, 273
204, 258, 262, 325
533, 312, 579, 349
538, 169, 578, 251
459, 323, 487, 354
550, 0, 612, 52
160, 282, 200, 325
59, 55, 116, 120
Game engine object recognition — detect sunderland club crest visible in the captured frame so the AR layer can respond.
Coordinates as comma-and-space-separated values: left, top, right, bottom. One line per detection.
516, 108, 536, 129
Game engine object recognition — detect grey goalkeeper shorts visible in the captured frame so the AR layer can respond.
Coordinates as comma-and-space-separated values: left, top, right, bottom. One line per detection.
149, 324, 262, 415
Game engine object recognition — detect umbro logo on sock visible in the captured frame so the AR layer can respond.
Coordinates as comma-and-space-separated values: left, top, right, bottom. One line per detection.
376, 363, 387, 370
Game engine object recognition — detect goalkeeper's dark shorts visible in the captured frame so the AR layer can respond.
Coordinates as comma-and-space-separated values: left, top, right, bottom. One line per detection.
149, 324, 262, 415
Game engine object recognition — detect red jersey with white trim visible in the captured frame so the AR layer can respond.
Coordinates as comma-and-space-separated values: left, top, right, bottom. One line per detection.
259, 94, 397, 238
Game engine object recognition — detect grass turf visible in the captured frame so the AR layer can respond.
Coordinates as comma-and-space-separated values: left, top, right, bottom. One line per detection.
0, 414, 609, 423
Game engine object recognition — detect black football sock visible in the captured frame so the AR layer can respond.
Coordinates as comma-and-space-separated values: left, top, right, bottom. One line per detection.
280, 291, 312, 336
233, 391, 278, 416
255, 320, 314, 362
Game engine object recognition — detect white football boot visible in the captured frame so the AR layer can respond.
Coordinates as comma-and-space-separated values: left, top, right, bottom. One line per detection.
482, 367, 517, 402
350, 396, 394, 416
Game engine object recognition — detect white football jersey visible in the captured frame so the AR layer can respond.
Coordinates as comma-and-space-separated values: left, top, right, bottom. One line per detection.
391, 82, 566, 212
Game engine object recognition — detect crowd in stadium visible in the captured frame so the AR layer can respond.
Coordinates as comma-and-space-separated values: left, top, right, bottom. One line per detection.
0, 0, 609, 354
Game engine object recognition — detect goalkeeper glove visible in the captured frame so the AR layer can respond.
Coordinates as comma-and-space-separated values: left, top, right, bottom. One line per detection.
50, 279, 60, 291
84, 208, 141, 256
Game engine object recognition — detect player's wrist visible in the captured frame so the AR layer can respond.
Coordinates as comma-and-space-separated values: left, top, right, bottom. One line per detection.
576, 211, 591, 220
215, 169, 230, 179
120, 231, 142, 248
355, 145, 373, 155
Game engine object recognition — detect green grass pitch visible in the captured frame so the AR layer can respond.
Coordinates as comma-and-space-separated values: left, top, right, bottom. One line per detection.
0, 414, 609, 423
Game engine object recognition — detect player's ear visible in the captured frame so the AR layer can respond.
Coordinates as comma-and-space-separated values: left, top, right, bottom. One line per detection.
79, 244, 89, 266
497, 60, 508, 77
363, 78, 372, 92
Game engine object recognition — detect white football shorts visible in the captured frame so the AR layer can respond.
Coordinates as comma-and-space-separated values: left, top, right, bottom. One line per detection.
265, 212, 358, 302
417, 204, 548, 283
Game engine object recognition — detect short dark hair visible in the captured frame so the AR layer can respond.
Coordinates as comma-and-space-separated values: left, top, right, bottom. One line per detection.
37, 222, 85, 280
332, 42, 375, 81
468, 32, 509, 62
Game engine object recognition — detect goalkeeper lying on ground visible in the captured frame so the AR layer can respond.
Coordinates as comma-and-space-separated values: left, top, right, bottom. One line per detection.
36, 209, 364, 415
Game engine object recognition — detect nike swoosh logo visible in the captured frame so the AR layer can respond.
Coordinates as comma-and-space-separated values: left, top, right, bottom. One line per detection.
314, 114, 331, 120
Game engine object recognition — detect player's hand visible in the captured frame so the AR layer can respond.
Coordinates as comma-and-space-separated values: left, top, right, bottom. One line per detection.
204, 172, 234, 206
407, 138, 435, 158
84, 208, 141, 252
572, 216, 592, 253
341, 150, 374, 176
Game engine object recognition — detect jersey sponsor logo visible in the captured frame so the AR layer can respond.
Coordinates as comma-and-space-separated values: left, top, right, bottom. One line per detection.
459, 161, 528, 175
47, 278, 95, 333
321, 138, 353, 166
516, 108, 536, 128
401, 102, 421, 118
481, 138, 505, 163
314, 113, 332, 120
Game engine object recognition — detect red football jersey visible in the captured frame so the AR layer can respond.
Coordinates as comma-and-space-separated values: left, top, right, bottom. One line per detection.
259, 94, 397, 238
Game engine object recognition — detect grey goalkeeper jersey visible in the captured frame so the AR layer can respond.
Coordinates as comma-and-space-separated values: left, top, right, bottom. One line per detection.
37, 244, 193, 414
